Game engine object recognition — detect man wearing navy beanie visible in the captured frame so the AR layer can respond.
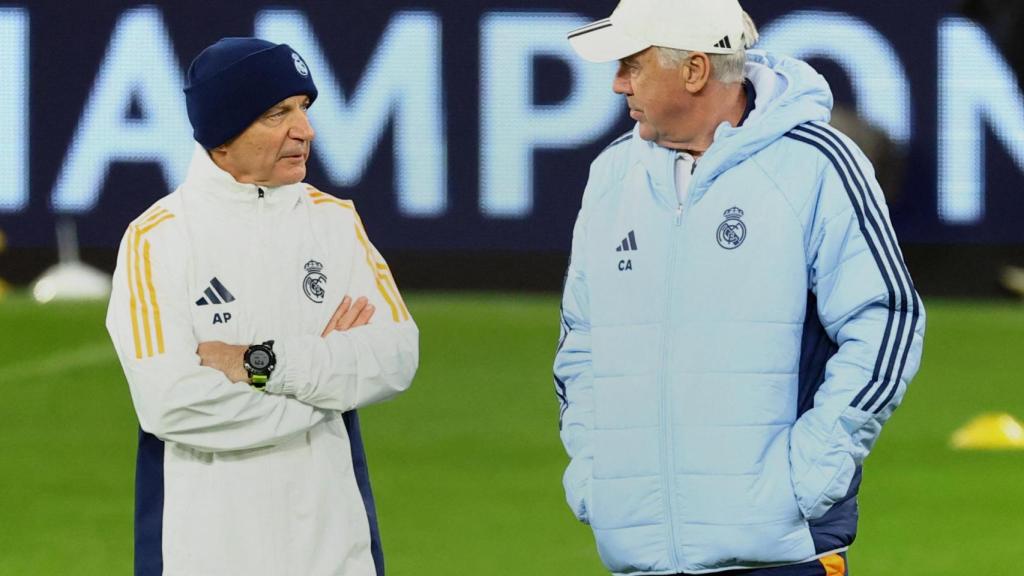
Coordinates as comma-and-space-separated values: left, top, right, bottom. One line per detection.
106, 38, 418, 576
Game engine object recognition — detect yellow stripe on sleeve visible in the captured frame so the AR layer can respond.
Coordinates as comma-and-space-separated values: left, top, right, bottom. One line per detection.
347, 206, 405, 321
137, 205, 165, 223
143, 239, 166, 354
377, 263, 409, 320
125, 208, 175, 359
309, 193, 408, 321
351, 218, 401, 322
371, 245, 409, 321
131, 223, 154, 358
126, 228, 143, 359
391, 276, 410, 320
354, 213, 408, 321
138, 213, 174, 234
312, 197, 348, 207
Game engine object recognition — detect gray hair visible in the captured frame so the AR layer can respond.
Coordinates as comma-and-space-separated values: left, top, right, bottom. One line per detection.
657, 11, 759, 84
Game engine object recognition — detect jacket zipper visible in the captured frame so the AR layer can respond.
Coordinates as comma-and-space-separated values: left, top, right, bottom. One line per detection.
659, 231, 681, 571
256, 187, 266, 345
257, 187, 265, 232
661, 154, 691, 570
674, 153, 697, 226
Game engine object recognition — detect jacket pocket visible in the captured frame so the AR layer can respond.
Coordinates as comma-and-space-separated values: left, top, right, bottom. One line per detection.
673, 424, 814, 565
792, 447, 857, 521
790, 406, 873, 520
563, 456, 592, 524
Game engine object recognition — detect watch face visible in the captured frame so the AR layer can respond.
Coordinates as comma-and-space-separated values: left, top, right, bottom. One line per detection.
249, 349, 271, 370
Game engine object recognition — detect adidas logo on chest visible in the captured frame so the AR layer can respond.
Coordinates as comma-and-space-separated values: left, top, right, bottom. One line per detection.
615, 230, 638, 271
195, 277, 236, 324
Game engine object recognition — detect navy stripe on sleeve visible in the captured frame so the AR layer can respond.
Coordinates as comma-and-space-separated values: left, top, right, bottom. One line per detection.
803, 124, 921, 412
786, 123, 920, 414
554, 374, 569, 429
554, 264, 574, 429
786, 127, 902, 412
798, 124, 910, 413
809, 123, 922, 414
555, 300, 571, 429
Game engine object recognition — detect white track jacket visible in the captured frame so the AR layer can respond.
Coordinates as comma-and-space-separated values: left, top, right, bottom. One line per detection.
106, 145, 418, 576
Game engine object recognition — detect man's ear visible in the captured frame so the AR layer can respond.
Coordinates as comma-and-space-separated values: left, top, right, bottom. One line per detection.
682, 52, 711, 94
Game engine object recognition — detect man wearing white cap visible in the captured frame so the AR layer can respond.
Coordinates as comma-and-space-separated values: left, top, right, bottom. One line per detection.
554, 1, 925, 574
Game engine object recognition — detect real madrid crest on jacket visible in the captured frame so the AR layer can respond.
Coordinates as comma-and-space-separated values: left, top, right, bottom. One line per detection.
716, 206, 746, 249
304, 260, 327, 303
555, 50, 924, 574
106, 143, 418, 576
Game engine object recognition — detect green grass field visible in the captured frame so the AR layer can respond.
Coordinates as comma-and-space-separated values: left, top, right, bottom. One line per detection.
1, 294, 1022, 575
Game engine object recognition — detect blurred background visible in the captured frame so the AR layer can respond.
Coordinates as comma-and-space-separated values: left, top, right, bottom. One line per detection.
0, 0, 1022, 574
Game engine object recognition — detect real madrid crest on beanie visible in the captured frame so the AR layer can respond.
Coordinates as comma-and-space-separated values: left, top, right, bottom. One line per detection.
184, 37, 318, 149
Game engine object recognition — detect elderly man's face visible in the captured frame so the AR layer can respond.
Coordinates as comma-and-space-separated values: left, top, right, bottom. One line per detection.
613, 48, 695, 146
215, 94, 315, 188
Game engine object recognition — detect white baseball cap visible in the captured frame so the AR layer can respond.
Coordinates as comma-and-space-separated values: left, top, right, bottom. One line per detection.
568, 0, 747, 63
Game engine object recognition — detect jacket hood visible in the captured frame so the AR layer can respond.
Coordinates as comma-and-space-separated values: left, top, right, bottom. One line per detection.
705, 51, 833, 174
634, 50, 834, 204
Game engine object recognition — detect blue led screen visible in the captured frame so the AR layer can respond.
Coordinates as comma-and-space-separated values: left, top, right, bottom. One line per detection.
0, 0, 1022, 249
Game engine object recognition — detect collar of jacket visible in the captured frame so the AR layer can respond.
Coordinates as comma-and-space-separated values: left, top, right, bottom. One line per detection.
627, 119, 754, 211
626, 119, 751, 211
182, 143, 303, 212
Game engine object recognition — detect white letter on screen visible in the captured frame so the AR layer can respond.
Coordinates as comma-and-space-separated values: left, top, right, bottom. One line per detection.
938, 17, 1024, 224
51, 7, 190, 213
480, 13, 620, 217
0, 8, 28, 213
256, 10, 446, 217
759, 10, 911, 146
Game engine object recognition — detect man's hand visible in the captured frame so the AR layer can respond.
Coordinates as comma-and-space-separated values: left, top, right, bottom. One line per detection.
197, 341, 248, 383
196, 295, 373, 384
321, 295, 375, 337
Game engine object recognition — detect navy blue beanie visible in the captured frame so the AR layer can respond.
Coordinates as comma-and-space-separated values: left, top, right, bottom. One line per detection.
184, 38, 318, 149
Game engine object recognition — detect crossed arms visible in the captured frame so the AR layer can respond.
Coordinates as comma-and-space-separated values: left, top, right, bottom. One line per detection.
107, 221, 418, 453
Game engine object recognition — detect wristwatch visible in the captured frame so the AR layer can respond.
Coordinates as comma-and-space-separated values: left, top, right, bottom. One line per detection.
243, 340, 276, 389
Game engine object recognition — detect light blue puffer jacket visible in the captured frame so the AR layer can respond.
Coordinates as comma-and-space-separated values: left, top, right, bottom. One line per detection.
554, 51, 925, 575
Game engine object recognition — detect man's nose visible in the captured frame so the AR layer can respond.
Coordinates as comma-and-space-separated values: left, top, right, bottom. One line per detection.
612, 64, 632, 95
290, 110, 315, 141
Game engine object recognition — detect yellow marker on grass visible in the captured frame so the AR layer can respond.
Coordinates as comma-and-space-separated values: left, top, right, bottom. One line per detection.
951, 413, 1024, 450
